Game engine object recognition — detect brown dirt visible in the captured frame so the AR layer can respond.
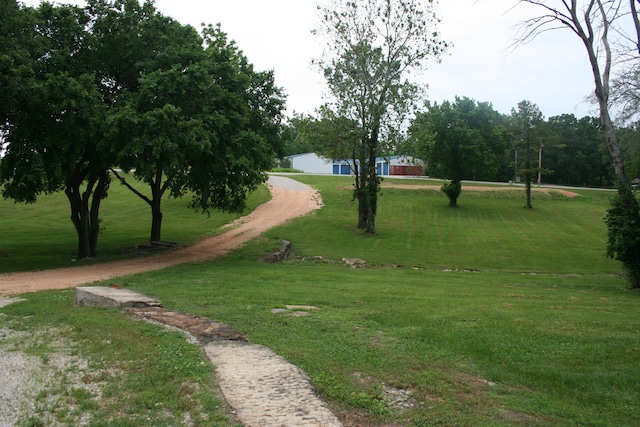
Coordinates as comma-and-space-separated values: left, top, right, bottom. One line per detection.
0, 180, 323, 298
381, 183, 580, 198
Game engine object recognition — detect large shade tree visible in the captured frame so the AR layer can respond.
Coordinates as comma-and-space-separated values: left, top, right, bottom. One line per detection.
0, 2, 111, 259
97, 1, 285, 243
92, 1, 205, 243
515, 0, 640, 288
409, 97, 509, 207
1, 0, 285, 258
314, 0, 448, 233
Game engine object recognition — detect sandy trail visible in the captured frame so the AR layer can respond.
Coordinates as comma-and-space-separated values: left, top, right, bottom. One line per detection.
0, 176, 322, 297
381, 182, 581, 197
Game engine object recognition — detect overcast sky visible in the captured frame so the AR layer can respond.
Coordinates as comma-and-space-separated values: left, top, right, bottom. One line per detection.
23, 0, 598, 119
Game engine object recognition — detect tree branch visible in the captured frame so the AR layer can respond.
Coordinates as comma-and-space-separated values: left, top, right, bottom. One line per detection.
110, 168, 152, 206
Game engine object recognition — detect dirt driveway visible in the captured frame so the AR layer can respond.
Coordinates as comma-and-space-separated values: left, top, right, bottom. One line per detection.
0, 176, 322, 297
0, 178, 578, 297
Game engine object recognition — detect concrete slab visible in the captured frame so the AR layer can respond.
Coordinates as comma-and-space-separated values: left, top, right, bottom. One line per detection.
74, 286, 162, 308
204, 341, 343, 427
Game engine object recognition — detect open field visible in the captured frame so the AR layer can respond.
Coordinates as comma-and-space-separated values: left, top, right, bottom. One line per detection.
1, 176, 639, 426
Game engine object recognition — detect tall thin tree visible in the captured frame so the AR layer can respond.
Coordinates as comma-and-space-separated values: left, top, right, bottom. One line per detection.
314, 0, 448, 233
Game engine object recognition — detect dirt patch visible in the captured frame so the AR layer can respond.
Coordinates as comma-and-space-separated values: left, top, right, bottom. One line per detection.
381, 183, 581, 198
0, 177, 322, 298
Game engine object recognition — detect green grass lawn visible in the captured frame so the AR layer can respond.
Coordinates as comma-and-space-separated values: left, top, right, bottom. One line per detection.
0, 176, 270, 273
2, 175, 639, 426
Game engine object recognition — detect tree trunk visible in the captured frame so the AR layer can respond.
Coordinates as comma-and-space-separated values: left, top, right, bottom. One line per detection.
150, 197, 163, 242
597, 93, 634, 197
524, 137, 533, 209
110, 168, 165, 243
66, 183, 92, 259
149, 169, 166, 242
66, 171, 108, 259
88, 172, 109, 258
524, 173, 533, 209
365, 137, 378, 234
576, 1, 632, 193
363, 104, 385, 235
353, 147, 367, 230
357, 195, 367, 229
357, 160, 370, 231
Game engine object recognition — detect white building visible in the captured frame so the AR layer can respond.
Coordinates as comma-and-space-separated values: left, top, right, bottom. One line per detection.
286, 153, 334, 174
285, 153, 424, 176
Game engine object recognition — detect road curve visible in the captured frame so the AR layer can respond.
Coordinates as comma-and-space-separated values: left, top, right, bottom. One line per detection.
0, 176, 322, 297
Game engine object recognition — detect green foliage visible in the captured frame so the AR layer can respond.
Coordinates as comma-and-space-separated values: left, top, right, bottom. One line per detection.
617, 123, 640, 182
100, 7, 285, 242
409, 97, 509, 206
604, 189, 640, 288
289, 109, 359, 162
404, 97, 635, 191
0, 0, 38, 124
314, 0, 448, 233
546, 114, 612, 187
1, 0, 285, 254
440, 180, 461, 207
510, 100, 548, 209
0, 1, 110, 258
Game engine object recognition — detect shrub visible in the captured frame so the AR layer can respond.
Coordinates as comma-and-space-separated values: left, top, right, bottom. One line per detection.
604, 189, 640, 288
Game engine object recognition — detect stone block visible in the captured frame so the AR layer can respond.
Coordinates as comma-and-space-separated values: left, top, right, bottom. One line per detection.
74, 286, 163, 308
258, 240, 292, 263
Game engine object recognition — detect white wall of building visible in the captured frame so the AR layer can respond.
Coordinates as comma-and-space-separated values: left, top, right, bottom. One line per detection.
288, 153, 334, 174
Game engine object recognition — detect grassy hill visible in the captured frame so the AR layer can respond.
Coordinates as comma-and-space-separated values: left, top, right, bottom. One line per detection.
2, 176, 638, 426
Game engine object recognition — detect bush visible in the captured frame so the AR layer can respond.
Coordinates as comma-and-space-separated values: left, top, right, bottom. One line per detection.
441, 180, 462, 207
604, 189, 640, 288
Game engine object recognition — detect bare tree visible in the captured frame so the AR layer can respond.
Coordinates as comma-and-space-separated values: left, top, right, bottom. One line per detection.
610, 0, 640, 123
514, 0, 640, 288
516, 0, 632, 187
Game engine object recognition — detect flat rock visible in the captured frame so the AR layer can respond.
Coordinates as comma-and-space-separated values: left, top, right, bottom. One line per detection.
204, 341, 343, 427
342, 257, 366, 268
74, 286, 163, 308
127, 307, 247, 343
286, 305, 319, 311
